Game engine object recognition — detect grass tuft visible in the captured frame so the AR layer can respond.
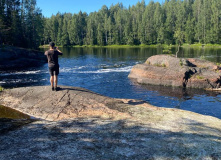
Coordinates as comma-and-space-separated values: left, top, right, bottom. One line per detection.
0, 86, 4, 92
196, 75, 204, 80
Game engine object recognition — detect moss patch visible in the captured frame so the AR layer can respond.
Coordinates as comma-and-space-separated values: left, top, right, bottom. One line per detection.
196, 75, 204, 80
0, 86, 4, 92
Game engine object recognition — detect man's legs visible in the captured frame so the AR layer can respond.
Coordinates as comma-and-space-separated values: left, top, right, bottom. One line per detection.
50, 76, 54, 88
49, 67, 59, 91
49, 67, 55, 90
54, 75, 58, 88
54, 66, 59, 90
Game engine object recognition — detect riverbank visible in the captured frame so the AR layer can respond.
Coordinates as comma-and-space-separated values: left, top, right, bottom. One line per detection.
39, 43, 221, 49
39, 44, 162, 48
1, 86, 221, 159
0, 45, 47, 71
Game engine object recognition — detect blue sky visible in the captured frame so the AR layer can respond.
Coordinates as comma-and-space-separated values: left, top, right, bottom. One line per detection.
37, 0, 160, 17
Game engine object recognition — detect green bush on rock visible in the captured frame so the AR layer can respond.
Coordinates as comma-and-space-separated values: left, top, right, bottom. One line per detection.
0, 86, 4, 92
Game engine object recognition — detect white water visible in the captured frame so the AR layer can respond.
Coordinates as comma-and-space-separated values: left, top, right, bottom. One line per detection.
77, 66, 133, 74
0, 70, 42, 76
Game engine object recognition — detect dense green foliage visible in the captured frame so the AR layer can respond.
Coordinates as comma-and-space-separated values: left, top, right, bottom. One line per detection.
43, 0, 221, 46
0, 0, 43, 48
1, 0, 221, 48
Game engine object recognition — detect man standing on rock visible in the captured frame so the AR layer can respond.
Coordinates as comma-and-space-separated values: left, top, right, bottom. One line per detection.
45, 42, 63, 91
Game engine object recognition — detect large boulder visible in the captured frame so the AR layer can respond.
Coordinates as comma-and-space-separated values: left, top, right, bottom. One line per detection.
0, 45, 47, 71
1, 86, 221, 159
0, 86, 132, 121
129, 55, 221, 89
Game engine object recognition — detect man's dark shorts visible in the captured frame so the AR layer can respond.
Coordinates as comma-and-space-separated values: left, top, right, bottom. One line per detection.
49, 66, 59, 76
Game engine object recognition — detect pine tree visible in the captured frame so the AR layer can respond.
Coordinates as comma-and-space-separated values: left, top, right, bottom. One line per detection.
107, 16, 113, 45
85, 14, 95, 45
0, 0, 6, 44
193, 0, 203, 43
21, 0, 44, 48
174, 0, 186, 57
185, 14, 195, 44
210, 0, 221, 44
18, 0, 221, 47
97, 23, 104, 46
144, 1, 156, 44
78, 11, 87, 45
43, 18, 51, 45
154, 2, 164, 44
0, 17, 5, 44
69, 14, 79, 45
61, 14, 71, 46
131, 6, 138, 44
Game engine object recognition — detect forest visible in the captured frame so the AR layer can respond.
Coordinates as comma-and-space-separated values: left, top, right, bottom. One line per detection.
1, 0, 221, 48
0, 0, 43, 49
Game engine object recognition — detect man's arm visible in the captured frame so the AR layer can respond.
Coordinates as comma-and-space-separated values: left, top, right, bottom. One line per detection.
44, 51, 48, 55
55, 47, 63, 55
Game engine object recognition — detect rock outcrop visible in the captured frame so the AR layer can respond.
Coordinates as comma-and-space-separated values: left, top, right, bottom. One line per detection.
1, 86, 221, 159
128, 55, 221, 89
0, 86, 131, 121
0, 45, 47, 71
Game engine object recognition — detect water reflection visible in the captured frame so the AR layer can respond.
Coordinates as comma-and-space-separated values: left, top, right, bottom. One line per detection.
132, 81, 220, 100
130, 81, 221, 118
41, 46, 221, 62
0, 105, 31, 119
41, 47, 160, 60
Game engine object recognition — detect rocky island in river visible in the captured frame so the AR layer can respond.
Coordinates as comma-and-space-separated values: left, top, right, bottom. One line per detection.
129, 55, 221, 90
1, 86, 221, 159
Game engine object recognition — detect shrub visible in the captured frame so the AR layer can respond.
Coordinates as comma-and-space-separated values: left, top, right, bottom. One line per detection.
0, 86, 4, 92
163, 44, 172, 55
154, 63, 166, 67
146, 61, 150, 65
179, 59, 183, 66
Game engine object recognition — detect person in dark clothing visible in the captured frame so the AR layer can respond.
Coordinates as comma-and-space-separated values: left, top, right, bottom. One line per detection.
45, 42, 63, 91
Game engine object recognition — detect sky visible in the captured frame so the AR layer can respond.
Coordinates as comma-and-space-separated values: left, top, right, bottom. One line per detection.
37, 0, 160, 17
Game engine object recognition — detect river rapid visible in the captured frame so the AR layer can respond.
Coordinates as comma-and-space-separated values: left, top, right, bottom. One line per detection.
0, 47, 221, 119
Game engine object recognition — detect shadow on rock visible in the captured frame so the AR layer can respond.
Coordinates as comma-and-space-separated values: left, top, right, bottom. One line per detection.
0, 117, 221, 159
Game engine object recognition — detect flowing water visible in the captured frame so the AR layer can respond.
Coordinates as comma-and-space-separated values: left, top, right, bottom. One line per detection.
1, 47, 221, 119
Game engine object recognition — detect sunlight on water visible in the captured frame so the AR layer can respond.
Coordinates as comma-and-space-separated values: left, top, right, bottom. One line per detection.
1, 47, 221, 119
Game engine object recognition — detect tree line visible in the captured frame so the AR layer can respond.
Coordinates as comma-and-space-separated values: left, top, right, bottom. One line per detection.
0, 0, 43, 49
1, 0, 221, 48
43, 0, 221, 46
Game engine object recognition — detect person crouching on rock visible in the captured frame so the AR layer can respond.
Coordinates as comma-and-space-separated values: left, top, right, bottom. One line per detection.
45, 42, 63, 91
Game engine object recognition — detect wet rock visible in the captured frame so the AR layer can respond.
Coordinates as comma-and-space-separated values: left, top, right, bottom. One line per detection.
1, 86, 221, 159
0, 45, 47, 71
129, 55, 221, 89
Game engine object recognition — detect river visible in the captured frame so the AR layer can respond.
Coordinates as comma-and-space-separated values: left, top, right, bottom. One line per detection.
1, 46, 221, 119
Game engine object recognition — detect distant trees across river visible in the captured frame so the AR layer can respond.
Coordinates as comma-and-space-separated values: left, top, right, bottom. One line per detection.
1, 0, 221, 48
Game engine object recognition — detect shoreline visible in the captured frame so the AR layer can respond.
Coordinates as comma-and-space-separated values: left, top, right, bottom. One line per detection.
39, 43, 221, 49
0, 45, 46, 71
